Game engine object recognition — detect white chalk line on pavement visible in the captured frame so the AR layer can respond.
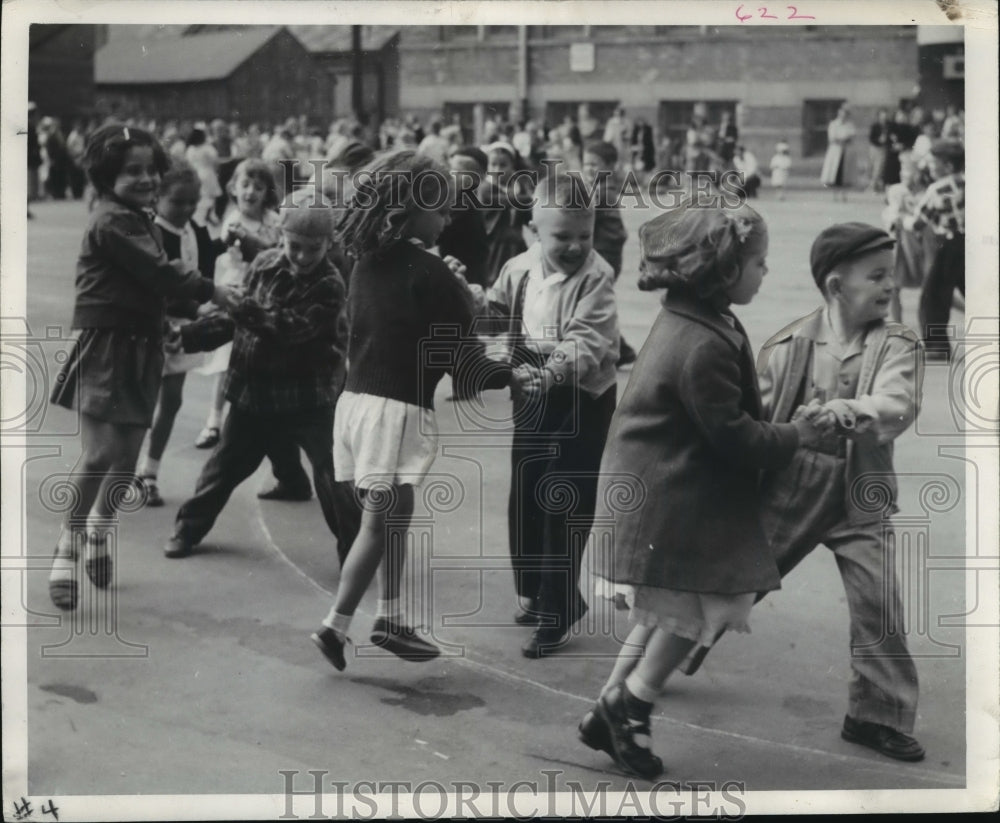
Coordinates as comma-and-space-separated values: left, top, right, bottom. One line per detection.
255, 503, 964, 788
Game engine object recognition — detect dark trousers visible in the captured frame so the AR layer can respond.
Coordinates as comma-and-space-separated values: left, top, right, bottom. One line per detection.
918, 233, 965, 356
508, 383, 616, 628
174, 405, 359, 566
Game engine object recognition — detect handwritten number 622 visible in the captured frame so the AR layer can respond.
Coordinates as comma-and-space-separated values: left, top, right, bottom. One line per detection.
735, 5, 817, 22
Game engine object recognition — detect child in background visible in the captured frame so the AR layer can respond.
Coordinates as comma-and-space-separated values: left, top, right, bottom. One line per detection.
135, 161, 224, 505
881, 158, 928, 322
438, 147, 490, 289
480, 141, 533, 287
581, 141, 635, 367
904, 139, 965, 361
48, 124, 239, 610
578, 204, 828, 778
195, 159, 282, 449
483, 176, 620, 659
163, 199, 356, 565
311, 150, 513, 671
769, 141, 792, 200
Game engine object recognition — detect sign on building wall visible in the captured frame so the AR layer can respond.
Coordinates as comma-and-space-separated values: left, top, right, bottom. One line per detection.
569, 42, 594, 72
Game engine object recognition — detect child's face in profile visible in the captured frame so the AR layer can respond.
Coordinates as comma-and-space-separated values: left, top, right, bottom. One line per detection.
531, 206, 594, 276
727, 231, 769, 306
157, 181, 201, 228
232, 172, 269, 218
113, 145, 160, 209
828, 249, 895, 324
926, 154, 953, 181
283, 231, 330, 276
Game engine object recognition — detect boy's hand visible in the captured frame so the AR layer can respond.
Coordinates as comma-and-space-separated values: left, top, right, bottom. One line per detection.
823, 398, 875, 436
513, 365, 553, 399
212, 282, 244, 311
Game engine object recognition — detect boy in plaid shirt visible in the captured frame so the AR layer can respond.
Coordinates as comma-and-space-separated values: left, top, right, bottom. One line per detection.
904, 139, 964, 361
164, 201, 357, 563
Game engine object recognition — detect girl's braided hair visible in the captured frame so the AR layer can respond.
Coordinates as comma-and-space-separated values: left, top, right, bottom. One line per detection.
637, 201, 766, 306
337, 149, 450, 256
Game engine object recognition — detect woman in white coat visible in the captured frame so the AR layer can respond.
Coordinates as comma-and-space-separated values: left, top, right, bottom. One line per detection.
819, 104, 858, 202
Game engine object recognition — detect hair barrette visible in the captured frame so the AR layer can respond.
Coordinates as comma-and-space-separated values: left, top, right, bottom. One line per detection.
123, 127, 131, 141
726, 214, 753, 244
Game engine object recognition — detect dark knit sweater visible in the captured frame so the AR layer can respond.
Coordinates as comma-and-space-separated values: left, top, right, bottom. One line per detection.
344, 240, 512, 409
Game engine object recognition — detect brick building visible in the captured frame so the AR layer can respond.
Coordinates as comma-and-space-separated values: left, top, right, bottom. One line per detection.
396, 25, 926, 164
94, 26, 334, 126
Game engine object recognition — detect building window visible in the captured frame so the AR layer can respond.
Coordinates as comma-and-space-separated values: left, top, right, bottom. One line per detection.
802, 98, 846, 157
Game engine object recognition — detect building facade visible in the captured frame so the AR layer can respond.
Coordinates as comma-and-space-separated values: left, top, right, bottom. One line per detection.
397, 25, 924, 163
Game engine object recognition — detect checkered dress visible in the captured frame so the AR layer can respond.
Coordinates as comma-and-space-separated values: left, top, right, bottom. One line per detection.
911, 172, 965, 239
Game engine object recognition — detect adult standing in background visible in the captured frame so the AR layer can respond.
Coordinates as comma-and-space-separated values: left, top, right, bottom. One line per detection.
868, 109, 890, 192
819, 104, 858, 201
27, 102, 42, 217
716, 110, 739, 168
603, 105, 633, 173
883, 108, 917, 187
631, 117, 656, 174
577, 103, 600, 144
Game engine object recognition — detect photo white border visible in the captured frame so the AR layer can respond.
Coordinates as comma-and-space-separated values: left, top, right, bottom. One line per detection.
2, 1, 997, 818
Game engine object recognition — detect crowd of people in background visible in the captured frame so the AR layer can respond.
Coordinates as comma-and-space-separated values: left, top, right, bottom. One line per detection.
29, 78, 970, 780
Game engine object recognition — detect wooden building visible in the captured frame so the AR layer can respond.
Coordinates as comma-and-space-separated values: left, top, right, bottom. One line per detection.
28, 24, 99, 125
94, 26, 334, 127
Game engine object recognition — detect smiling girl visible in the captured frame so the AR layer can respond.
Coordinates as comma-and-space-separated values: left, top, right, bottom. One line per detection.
48, 124, 240, 611
195, 159, 281, 449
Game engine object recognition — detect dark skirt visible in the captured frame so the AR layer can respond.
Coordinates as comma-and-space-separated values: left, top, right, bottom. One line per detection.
50, 327, 164, 426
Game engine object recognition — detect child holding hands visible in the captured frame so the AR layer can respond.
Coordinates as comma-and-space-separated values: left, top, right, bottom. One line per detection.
578, 203, 831, 778
48, 124, 240, 610
483, 176, 621, 659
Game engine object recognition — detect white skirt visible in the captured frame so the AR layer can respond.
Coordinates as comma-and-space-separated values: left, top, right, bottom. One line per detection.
594, 578, 754, 646
333, 391, 438, 489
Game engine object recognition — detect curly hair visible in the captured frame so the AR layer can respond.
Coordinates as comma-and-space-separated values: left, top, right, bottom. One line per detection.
228, 159, 280, 211
83, 123, 170, 196
336, 149, 450, 256
637, 203, 766, 305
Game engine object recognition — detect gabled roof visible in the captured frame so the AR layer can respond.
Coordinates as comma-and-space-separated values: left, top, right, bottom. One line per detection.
95, 26, 288, 85
288, 25, 398, 53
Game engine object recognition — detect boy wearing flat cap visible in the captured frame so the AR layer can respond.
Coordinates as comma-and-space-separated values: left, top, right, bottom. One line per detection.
748, 221, 926, 761
164, 200, 357, 563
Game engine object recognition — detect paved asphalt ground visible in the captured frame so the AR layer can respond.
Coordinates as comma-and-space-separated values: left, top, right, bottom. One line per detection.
6, 184, 982, 814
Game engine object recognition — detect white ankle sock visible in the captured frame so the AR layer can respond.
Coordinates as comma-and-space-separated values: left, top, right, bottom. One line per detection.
376, 598, 401, 621
625, 672, 659, 705
206, 408, 223, 429
322, 609, 353, 638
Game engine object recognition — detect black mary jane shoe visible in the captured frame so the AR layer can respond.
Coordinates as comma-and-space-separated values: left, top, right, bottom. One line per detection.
596, 684, 664, 779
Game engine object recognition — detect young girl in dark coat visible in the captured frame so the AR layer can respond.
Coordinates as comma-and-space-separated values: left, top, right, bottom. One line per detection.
578, 203, 830, 778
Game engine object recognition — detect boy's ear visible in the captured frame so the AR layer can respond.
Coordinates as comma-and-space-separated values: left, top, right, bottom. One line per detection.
528, 221, 539, 237
825, 271, 842, 298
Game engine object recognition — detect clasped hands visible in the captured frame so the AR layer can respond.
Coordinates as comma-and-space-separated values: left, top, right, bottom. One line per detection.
791, 397, 875, 447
